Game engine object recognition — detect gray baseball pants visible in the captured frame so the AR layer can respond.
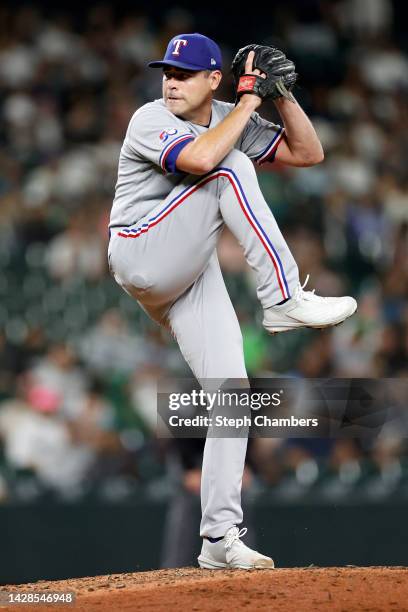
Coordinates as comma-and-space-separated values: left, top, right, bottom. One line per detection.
108, 149, 299, 537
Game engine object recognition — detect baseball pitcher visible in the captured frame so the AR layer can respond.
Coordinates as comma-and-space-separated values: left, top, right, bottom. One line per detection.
108, 32, 357, 569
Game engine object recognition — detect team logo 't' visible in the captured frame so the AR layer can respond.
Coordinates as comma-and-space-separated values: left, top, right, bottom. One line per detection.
172, 39, 188, 56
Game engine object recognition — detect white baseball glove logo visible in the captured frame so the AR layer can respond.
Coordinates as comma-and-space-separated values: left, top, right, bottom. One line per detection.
172, 39, 188, 56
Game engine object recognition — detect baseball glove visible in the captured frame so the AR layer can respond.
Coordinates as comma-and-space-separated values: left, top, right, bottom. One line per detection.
231, 44, 297, 103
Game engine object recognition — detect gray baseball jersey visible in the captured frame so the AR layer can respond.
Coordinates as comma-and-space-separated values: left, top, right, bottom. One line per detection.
109, 98, 284, 228
108, 97, 299, 539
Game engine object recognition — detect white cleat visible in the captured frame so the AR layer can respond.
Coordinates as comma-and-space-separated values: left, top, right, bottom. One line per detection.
263, 275, 357, 334
198, 526, 274, 570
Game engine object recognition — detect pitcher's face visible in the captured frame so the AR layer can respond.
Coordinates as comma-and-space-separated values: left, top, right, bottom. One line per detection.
162, 68, 221, 119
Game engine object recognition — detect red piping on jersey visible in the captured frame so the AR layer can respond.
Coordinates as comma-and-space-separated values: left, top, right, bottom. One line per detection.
256, 128, 284, 165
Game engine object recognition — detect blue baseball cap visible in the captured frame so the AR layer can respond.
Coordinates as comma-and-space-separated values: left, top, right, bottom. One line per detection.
148, 33, 222, 71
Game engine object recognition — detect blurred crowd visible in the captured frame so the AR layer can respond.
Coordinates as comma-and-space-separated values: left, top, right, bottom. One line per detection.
0, 0, 408, 506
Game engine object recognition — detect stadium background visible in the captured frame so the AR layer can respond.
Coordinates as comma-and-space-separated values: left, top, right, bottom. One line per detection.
0, 0, 407, 582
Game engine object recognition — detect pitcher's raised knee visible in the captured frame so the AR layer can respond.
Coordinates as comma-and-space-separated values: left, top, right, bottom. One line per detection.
218, 149, 257, 177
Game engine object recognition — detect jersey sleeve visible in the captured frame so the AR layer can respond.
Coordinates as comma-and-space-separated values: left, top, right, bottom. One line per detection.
126, 105, 195, 174
239, 111, 285, 165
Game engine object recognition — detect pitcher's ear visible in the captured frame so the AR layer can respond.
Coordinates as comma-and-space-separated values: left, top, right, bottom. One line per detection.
210, 70, 222, 91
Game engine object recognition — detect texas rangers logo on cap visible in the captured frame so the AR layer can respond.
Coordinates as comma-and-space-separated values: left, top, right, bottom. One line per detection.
172, 39, 188, 56
148, 33, 222, 71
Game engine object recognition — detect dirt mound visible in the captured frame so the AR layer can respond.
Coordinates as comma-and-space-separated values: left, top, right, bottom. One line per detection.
1, 567, 408, 611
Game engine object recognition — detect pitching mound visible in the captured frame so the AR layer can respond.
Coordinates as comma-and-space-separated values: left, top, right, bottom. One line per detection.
1, 567, 408, 611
